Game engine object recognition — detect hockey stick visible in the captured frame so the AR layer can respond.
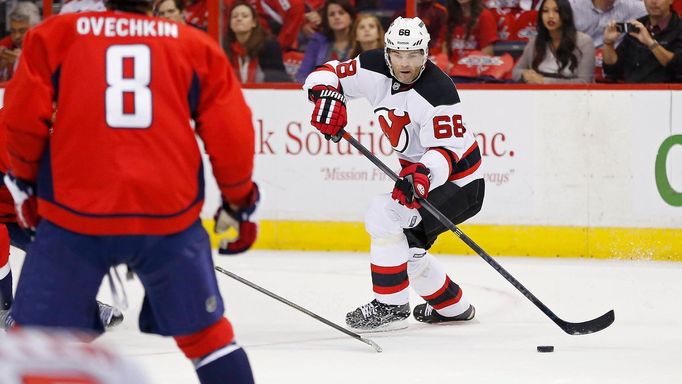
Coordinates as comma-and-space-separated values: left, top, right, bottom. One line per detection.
214, 266, 382, 352
339, 131, 615, 335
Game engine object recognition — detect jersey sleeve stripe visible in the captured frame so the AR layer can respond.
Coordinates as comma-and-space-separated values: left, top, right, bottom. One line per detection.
430, 147, 458, 176
312, 63, 336, 74
448, 142, 482, 181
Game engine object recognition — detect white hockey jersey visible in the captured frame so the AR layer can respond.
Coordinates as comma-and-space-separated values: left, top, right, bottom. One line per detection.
303, 49, 482, 191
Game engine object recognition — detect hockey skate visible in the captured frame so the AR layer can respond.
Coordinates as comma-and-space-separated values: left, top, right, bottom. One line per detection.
0, 302, 123, 331
97, 301, 124, 328
345, 299, 410, 332
0, 308, 14, 330
413, 303, 475, 324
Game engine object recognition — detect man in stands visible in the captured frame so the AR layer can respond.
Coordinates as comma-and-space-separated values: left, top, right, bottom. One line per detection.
602, 0, 682, 82
2, 0, 260, 383
0, 2, 40, 82
569, 0, 646, 47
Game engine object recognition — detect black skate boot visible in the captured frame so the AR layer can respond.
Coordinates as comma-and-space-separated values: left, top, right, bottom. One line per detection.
0, 303, 122, 331
0, 308, 15, 330
97, 301, 124, 329
413, 303, 475, 324
345, 299, 410, 332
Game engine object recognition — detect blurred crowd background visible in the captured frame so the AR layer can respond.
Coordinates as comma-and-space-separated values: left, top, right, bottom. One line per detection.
1, 0, 681, 84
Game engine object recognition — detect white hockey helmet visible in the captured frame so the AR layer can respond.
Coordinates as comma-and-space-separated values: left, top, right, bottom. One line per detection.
384, 17, 431, 83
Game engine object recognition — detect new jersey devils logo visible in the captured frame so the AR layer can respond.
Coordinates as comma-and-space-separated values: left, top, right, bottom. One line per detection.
375, 107, 411, 153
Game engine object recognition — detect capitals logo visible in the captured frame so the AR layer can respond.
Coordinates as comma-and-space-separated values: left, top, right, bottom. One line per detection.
375, 107, 411, 153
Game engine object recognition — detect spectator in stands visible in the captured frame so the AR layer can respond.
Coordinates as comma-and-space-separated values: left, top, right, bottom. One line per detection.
349, 13, 385, 57
673, 0, 682, 17
602, 0, 682, 82
0, 1, 39, 82
395, 0, 449, 53
569, 0, 646, 47
184, 0, 229, 30
443, 0, 498, 63
59, 0, 106, 13
225, 0, 291, 82
513, 0, 595, 83
154, 0, 186, 22
249, 0, 306, 51
301, 7, 323, 44
485, 0, 540, 41
296, 0, 355, 82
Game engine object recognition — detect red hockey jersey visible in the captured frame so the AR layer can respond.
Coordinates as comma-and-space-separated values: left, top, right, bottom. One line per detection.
0, 109, 16, 223
3, 11, 255, 235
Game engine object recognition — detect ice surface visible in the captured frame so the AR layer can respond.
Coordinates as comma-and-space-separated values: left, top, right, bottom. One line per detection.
7, 249, 682, 383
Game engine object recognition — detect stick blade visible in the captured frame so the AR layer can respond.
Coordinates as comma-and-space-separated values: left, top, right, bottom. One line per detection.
362, 337, 383, 353
558, 309, 615, 335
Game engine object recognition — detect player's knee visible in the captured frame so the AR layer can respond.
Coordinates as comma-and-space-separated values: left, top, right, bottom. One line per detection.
365, 195, 396, 238
174, 317, 235, 359
365, 194, 420, 239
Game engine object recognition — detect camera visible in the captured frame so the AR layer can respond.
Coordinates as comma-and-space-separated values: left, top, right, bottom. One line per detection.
615, 22, 640, 33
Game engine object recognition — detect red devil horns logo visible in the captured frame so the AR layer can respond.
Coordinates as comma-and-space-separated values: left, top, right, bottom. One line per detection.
375, 108, 411, 153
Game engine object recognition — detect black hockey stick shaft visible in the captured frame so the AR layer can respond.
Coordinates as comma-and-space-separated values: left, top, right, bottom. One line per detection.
341, 131, 614, 335
214, 266, 382, 352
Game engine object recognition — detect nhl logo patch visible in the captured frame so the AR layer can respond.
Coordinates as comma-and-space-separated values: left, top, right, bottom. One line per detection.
205, 295, 217, 313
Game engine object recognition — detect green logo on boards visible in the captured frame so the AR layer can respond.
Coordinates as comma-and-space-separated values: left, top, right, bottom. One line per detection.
655, 135, 682, 206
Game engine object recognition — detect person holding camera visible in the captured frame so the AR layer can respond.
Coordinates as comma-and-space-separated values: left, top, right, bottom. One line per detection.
602, 0, 682, 82
569, 0, 646, 48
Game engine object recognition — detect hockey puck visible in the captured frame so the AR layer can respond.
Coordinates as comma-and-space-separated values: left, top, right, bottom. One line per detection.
537, 345, 554, 353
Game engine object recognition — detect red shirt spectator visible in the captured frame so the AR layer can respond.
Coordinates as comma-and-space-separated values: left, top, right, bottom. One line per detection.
184, 0, 231, 31
248, 0, 306, 51
396, 0, 449, 53
184, 0, 304, 51
673, 0, 682, 16
444, 2, 498, 63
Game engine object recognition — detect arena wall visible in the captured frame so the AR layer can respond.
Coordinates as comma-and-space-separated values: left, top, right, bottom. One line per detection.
2, 86, 680, 259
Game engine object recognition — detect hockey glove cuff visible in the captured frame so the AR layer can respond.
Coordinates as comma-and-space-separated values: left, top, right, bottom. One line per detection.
391, 163, 431, 209
215, 183, 260, 255
3, 171, 39, 232
308, 85, 347, 142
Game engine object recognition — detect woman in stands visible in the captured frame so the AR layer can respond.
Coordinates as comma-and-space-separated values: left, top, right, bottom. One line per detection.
224, 0, 291, 83
295, 0, 356, 82
512, 0, 595, 83
349, 13, 385, 58
443, 0, 498, 63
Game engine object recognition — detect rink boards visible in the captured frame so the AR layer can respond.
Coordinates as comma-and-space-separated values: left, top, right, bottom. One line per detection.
211, 87, 682, 260
1, 86, 680, 260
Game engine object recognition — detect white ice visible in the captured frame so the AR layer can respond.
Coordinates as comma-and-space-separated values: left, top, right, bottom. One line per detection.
7, 249, 682, 383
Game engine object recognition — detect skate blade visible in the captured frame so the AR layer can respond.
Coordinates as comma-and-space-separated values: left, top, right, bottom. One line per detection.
348, 319, 409, 334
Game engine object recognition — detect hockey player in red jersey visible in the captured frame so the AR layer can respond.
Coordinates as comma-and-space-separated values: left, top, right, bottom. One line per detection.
304, 17, 485, 331
0, 109, 123, 330
2, 0, 259, 382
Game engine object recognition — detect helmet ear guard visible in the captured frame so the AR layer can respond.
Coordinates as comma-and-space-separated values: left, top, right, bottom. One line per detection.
384, 16, 431, 84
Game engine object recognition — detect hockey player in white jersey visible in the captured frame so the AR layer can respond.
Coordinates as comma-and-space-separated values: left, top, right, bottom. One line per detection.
304, 16, 485, 331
